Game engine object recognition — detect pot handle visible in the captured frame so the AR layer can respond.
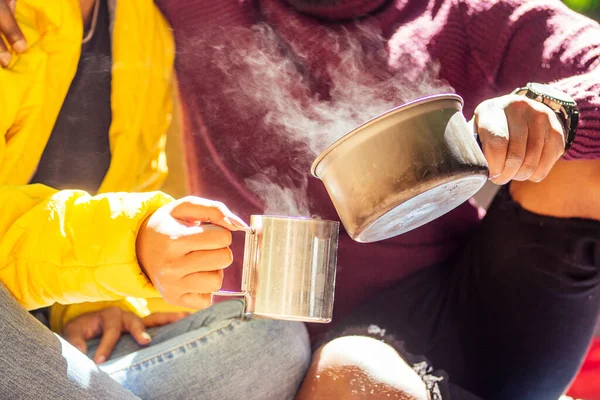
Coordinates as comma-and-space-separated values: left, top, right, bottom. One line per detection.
212, 227, 257, 298
475, 133, 483, 148
468, 119, 483, 147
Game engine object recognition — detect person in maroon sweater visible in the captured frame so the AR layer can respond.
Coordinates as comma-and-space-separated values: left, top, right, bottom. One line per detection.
151, 0, 600, 399
3, 0, 600, 399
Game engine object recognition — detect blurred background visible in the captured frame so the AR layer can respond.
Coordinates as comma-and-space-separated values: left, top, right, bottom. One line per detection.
563, 0, 600, 19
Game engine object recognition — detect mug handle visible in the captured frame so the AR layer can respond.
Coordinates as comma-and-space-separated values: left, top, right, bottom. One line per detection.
212, 227, 256, 298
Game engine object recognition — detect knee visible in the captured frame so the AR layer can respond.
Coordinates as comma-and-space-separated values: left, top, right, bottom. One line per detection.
249, 319, 311, 394
265, 319, 311, 371
295, 336, 429, 400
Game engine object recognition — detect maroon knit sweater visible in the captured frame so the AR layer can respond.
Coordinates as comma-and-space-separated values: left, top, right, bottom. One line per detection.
156, 0, 600, 337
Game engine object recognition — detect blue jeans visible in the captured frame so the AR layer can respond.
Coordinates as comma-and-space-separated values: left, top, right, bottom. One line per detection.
0, 284, 311, 399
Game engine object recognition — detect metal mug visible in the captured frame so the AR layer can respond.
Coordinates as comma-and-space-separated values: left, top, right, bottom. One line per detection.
213, 215, 340, 323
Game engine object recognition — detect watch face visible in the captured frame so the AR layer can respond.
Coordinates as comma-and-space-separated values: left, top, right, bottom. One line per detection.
528, 82, 576, 105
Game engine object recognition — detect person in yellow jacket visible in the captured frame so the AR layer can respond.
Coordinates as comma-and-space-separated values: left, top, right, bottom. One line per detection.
0, 1, 310, 399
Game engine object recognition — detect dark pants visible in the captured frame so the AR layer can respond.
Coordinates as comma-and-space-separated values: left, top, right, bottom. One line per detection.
331, 188, 600, 400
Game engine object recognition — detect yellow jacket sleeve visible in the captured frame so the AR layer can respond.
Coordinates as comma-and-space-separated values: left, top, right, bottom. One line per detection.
0, 185, 173, 310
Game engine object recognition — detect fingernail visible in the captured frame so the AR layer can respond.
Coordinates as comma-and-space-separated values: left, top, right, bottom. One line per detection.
95, 355, 106, 364
141, 332, 152, 342
530, 174, 545, 183
490, 173, 501, 180
230, 216, 250, 230
12, 40, 27, 53
0, 52, 11, 67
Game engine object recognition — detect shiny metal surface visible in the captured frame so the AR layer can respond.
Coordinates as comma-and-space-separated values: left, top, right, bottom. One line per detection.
244, 216, 339, 323
311, 94, 489, 243
214, 216, 339, 323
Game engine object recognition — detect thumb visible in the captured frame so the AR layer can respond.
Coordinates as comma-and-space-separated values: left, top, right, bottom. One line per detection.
170, 197, 249, 232
473, 103, 510, 181
143, 312, 190, 328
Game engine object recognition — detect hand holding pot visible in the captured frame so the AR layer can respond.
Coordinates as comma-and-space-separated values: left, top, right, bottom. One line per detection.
473, 94, 565, 185
136, 196, 249, 309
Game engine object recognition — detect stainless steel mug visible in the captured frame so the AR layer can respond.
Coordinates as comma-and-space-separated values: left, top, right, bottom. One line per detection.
214, 215, 340, 323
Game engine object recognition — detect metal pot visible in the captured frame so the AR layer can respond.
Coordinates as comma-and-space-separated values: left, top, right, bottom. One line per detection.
214, 215, 339, 323
311, 94, 489, 243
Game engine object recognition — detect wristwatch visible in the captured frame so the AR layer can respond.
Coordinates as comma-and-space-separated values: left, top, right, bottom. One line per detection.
512, 82, 579, 150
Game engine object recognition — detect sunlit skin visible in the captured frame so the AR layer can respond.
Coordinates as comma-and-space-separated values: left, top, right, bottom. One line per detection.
511, 158, 600, 221
296, 336, 431, 400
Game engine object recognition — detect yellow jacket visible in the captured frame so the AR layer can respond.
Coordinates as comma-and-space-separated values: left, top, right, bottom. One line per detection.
0, 0, 180, 331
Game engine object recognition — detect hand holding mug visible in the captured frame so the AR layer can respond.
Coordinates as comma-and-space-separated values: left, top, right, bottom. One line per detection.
136, 196, 249, 309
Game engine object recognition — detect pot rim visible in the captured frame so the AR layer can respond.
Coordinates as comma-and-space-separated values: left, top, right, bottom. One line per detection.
310, 93, 464, 178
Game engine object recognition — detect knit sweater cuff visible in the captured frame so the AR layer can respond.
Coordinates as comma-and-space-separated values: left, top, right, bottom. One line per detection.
552, 71, 600, 160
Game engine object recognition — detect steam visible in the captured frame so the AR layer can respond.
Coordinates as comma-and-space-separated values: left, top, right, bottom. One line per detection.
210, 24, 454, 216
245, 168, 309, 216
